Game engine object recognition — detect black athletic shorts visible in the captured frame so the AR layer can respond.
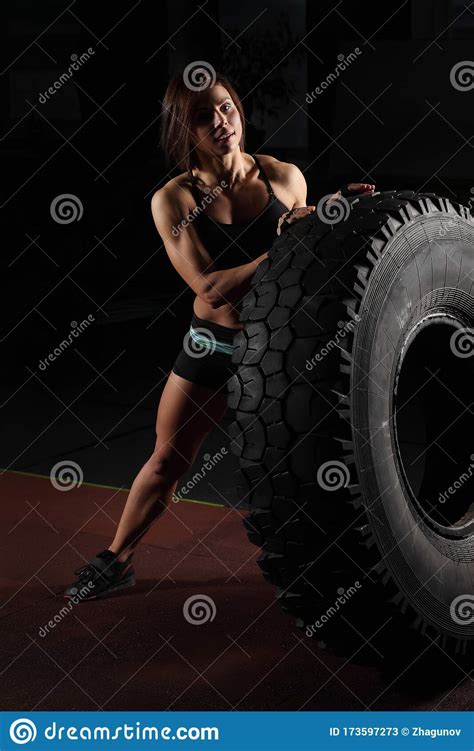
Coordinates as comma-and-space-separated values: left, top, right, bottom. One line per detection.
171, 313, 240, 395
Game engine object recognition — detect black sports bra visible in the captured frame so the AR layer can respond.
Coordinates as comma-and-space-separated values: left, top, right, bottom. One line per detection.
187, 154, 291, 271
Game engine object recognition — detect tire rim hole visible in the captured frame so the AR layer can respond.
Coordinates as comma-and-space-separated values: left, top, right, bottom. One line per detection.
394, 317, 474, 537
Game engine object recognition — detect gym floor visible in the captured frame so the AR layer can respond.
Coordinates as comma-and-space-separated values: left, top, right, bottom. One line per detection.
1, 306, 471, 711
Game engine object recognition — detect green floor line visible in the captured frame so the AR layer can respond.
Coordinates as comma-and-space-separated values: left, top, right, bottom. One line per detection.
0, 468, 225, 508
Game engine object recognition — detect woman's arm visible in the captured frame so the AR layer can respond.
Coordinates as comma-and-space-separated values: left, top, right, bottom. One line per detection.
275, 162, 315, 236
151, 186, 267, 309
204, 251, 268, 308
204, 162, 317, 305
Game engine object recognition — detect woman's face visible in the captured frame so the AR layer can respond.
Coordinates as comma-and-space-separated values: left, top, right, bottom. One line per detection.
190, 84, 242, 161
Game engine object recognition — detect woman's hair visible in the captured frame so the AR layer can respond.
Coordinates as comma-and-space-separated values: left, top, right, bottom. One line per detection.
159, 70, 246, 173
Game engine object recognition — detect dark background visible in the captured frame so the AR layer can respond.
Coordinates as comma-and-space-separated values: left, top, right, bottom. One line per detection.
1, 0, 473, 493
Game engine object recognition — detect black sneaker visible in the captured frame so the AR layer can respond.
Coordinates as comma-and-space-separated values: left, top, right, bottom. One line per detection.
64, 549, 135, 601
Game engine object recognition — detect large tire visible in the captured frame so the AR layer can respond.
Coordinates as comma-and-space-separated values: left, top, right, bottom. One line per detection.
228, 190, 474, 657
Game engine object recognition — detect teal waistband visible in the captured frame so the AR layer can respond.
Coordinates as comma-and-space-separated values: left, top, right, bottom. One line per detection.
189, 325, 236, 355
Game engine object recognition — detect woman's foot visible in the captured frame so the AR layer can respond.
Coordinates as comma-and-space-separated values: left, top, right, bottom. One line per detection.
64, 549, 135, 601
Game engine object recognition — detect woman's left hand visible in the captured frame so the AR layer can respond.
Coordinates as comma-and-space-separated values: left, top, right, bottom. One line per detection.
277, 205, 316, 236
327, 182, 375, 203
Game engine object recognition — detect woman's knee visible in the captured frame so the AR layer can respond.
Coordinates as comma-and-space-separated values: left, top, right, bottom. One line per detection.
147, 447, 192, 483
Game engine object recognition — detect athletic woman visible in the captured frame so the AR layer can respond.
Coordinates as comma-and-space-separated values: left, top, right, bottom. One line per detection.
64, 71, 374, 600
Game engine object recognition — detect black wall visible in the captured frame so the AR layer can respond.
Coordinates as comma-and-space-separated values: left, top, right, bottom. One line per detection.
2, 1, 472, 383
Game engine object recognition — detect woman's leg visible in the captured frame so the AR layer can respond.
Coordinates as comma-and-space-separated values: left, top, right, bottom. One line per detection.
108, 370, 229, 561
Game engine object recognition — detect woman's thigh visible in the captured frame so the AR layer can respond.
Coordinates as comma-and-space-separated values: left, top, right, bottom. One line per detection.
153, 370, 229, 471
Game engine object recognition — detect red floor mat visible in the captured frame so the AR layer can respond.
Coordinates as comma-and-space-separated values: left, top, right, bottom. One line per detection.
0, 471, 470, 711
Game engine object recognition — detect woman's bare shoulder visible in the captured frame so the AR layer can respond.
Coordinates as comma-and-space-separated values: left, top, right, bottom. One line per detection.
151, 171, 193, 213
253, 153, 304, 187
253, 153, 306, 204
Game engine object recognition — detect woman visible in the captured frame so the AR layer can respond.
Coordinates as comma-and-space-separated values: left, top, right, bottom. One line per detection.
64, 71, 374, 600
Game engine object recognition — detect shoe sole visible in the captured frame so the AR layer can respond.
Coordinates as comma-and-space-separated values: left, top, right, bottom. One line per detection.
64, 574, 136, 601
